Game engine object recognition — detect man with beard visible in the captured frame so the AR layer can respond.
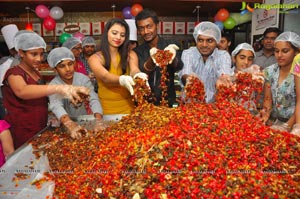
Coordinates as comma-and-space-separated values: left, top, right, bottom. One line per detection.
178, 21, 233, 103
134, 8, 183, 107
254, 27, 281, 69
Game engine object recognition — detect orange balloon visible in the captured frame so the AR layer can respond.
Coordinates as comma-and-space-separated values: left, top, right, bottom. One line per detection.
216, 8, 229, 22
131, 4, 143, 17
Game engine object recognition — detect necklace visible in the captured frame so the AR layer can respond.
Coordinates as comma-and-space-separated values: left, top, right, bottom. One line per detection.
19, 63, 41, 82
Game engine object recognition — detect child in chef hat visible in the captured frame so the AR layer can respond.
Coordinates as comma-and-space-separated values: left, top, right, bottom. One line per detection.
47, 47, 106, 136
2, 31, 90, 148
1, 24, 19, 57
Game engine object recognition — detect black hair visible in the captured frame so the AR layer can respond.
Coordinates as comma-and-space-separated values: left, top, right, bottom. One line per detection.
263, 27, 282, 38
99, 18, 130, 74
287, 41, 300, 52
0, 42, 10, 57
221, 31, 232, 42
135, 8, 159, 26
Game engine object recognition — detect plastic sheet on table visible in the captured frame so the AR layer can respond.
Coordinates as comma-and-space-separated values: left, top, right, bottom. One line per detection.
0, 144, 54, 199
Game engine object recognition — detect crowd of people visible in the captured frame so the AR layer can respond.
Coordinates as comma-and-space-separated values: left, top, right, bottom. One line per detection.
0, 8, 300, 167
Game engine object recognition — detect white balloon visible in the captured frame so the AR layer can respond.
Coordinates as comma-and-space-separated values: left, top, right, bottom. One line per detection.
50, 6, 64, 20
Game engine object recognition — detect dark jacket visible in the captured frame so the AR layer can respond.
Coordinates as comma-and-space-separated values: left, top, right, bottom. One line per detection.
134, 36, 183, 107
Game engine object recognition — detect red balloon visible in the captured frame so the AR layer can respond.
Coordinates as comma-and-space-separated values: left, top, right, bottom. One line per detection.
131, 4, 143, 17
43, 16, 56, 31
215, 8, 230, 22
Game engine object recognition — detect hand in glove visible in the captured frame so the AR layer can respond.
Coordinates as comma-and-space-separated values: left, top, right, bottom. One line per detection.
185, 73, 199, 86
257, 108, 270, 124
62, 120, 87, 139
133, 72, 150, 88
119, 75, 135, 95
94, 118, 109, 132
149, 47, 159, 65
242, 64, 264, 83
55, 85, 90, 105
291, 124, 300, 136
216, 74, 234, 88
164, 44, 179, 64
270, 120, 290, 132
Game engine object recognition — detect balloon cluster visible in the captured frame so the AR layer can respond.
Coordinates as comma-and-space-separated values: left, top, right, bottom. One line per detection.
122, 3, 143, 19
35, 5, 64, 31
58, 32, 86, 44
213, 8, 252, 30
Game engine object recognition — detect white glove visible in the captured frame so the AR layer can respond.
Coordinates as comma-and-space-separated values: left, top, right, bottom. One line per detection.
119, 75, 135, 95
242, 64, 264, 83
63, 120, 87, 139
186, 73, 199, 86
133, 72, 148, 81
54, 85, 90, 106
94, 119, 109, 132
150, 47, 159, 65
164, 44, 179, 64
134, 72, 150, 88
291, 124, 300, 136
216, 74, 234, 88
270, 120, 290, 132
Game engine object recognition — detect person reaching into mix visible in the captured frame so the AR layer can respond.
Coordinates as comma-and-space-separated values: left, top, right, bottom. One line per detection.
88, 18, 147, 121
1, 31, 89, 148
259, 31, 300, 132
48, 47, 105, 139
230, 43, 264, 113
179, 21, 233, 103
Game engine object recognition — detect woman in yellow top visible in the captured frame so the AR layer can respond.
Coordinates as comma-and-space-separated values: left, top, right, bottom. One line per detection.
89, 18, 147, 120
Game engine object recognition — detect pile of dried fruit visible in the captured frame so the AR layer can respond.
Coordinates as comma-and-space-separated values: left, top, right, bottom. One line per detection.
153, 49, 173, 107
133, 77, 154, 106
17, 66, 299, 198
216, 72, 263, 108
29, 98, 300, 198
183, 75, 206, 103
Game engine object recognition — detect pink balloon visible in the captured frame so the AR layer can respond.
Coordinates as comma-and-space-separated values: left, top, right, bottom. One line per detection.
35, 5, 50, 19
73, 32, 85, 41
43, 16, 56, 31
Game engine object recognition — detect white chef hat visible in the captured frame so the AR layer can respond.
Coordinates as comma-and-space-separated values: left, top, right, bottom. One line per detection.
47, 47, 75, 68
125, 19, 137, 41
62, 37, 82, 50
82, 36, 96, 47
274, 31, 300, 48
193, 21, 221, 43
14, 31, 46, 52
231, 43, 256, 58
1, 24, 19, 50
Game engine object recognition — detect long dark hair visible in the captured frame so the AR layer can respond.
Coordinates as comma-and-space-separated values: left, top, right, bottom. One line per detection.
100, 18, 130, 74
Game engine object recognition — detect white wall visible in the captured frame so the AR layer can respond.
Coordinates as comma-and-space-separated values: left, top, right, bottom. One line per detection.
251, 0, 280, 44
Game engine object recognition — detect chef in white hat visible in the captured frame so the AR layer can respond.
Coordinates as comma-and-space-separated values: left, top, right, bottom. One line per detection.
125, 19, 138, 50
1, 24, 19, 58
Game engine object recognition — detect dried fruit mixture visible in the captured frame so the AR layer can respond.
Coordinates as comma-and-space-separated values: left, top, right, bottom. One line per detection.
12, 63, 300, 198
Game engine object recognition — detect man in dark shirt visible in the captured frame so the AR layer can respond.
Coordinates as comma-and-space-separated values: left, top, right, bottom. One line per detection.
133, 8, 183, 107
